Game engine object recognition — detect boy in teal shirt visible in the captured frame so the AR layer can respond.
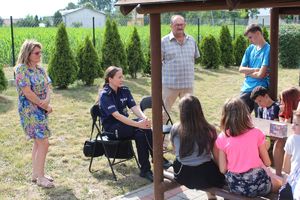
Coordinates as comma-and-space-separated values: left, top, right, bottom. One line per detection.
239, 24, 270, 115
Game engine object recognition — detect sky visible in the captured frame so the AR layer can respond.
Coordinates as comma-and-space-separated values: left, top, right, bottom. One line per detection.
0, 0, 78, 19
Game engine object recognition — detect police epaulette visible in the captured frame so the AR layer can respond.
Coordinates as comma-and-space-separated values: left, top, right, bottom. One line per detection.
102, 85, 112, 95
120, 86, 129, 90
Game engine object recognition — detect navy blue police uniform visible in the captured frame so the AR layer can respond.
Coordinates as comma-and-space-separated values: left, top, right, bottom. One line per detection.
99, 84, 153, 174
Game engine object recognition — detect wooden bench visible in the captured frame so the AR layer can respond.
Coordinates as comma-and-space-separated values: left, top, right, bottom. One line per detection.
163, 170, 278, 200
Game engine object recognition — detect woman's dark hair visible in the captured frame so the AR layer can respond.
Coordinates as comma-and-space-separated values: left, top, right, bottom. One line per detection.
220, 97, 253, 137
176, 94, 217, 158
95, 66, 122, 104
103, 66, 122, 87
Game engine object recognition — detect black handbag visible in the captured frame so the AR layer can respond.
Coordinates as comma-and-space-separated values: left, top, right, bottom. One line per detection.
103, 140, 134, 159
83, 139, 104, 157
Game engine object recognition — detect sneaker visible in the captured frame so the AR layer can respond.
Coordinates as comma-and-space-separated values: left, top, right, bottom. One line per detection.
163, 158, 173, 169
140, 171, 153, 182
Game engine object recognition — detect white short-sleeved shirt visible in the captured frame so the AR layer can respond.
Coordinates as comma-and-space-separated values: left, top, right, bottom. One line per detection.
284, 134, 300, 176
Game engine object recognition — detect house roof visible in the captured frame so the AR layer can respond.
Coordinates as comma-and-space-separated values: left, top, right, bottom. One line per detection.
60, 7, 105, 16
115, 0, 300, 15
257, 8, 271, 16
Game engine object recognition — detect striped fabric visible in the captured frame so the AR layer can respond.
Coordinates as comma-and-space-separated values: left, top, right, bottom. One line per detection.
161, 31, 200, 89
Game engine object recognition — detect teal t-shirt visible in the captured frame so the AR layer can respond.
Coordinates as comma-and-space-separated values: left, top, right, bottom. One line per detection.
241, 43, 270, 93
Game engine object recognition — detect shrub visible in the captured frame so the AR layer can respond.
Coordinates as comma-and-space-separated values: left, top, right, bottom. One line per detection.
200, 35, 220, 69
77, 36, 102, 86
0, 65, 7, 92
143, 42, 151, 75
233, 35, 247, 66
219, 25, 234, 67
126, 27, 145, 79
279, 24, 300, 68
101, 19, 127, 72
262, 26, 270, 44
48, 23, 78, 89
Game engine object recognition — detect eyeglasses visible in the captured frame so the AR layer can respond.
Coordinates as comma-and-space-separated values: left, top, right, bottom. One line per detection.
32, 51, 42, 56
173, 23, 185, 27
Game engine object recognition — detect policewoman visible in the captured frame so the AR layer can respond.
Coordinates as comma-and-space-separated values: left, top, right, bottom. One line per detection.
98, 66, 154, 181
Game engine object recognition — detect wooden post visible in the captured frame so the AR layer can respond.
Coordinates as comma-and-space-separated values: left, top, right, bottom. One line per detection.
150, 13, 164, 200
270, 8, 279, 100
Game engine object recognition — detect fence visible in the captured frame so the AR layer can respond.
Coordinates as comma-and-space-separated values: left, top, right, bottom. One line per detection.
1, 15, 299, 71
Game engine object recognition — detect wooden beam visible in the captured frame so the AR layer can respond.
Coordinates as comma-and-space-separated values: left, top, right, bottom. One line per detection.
226, 0, 240, 11
150, 13, 164, 200
279, 7, 300, 15
134, 0, 300, 14
119, 5, 136, 15
270, 8, 279, 101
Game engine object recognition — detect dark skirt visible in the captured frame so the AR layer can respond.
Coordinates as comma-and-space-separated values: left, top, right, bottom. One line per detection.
173, 159, 225, 189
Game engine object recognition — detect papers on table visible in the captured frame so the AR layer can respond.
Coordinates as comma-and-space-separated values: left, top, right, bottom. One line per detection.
252, 117, 292, 138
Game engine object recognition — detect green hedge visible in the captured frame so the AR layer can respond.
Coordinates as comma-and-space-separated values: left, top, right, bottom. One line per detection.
279, 24, 300, 68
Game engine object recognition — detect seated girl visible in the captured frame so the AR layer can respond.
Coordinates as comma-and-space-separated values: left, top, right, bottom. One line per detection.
216, 97, 282, 197
170, 94, 225, 189
279, 105, 300, 200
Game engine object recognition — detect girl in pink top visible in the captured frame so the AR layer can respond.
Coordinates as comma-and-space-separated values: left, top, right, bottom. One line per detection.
216, 97, 281, 197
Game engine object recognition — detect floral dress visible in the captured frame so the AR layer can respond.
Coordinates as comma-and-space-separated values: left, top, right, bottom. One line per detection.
15, 64, 51, 139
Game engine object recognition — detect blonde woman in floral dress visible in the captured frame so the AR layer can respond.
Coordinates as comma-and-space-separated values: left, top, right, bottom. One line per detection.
15, 40, 54, 188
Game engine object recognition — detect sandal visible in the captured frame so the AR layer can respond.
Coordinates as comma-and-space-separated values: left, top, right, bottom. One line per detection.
32, 175, 54, 183
36, 177, 55, 188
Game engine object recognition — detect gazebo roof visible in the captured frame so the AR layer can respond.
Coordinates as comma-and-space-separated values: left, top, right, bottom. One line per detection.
115, 0, 300, 15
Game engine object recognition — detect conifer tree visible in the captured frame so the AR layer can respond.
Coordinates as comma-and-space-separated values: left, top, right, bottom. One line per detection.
0, 65, 7, 92
233, 35, 247, 66
53, 11, 63, 27
77, 36, 102, 85
200, 35, 220, 69
127, 27, 145, 78
48, 23, 77, 89
101, 19, 126, 72
143, 42, 151, 75
219, 25, 234, 67
262, 26, 270, 44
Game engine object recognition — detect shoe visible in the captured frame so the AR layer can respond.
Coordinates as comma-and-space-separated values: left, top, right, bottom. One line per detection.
36, 177, 55, 188
32, 175, 54, 183
163, 158, 173, 169
140, 171, 153, 182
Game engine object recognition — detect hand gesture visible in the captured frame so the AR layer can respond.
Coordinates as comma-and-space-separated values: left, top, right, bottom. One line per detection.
39, 99, 50, 108
137, 119, 152, 129
45, 105, 53, 115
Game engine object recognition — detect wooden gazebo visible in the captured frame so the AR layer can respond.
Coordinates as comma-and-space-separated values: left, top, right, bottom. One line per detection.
115, 1, 300, 199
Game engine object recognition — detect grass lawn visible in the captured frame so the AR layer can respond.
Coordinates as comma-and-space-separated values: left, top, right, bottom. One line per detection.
0, 66, 298, 200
